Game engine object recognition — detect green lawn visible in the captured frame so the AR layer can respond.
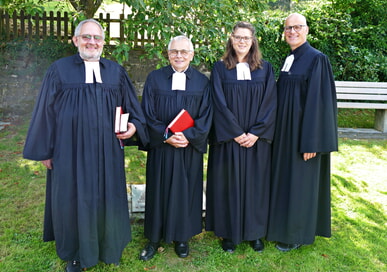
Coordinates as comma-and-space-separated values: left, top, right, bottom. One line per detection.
337, 109, 375, 128
0, 114, 386, 272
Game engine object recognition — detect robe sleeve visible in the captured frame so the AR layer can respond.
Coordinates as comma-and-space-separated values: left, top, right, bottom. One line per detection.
180, 79, 213, 153
248, 62, 277, 143
300, 54, 338, 153
141, 71, 167, 149
23, 65, 58, 161
211, 61, 245, 143
120, 67, 149, 147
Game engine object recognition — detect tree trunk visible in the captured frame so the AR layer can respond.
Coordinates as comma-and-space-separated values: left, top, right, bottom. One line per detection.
69, 0, 103, 18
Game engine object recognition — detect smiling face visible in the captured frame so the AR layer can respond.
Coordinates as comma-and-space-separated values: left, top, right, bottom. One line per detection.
231, 27, 253, 62
284, 13, 309, 51
72, 21, 105, 61
168, 38, 194, 72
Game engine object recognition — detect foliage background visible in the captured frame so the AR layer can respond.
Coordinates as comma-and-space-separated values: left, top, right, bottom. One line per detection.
0, 0, 386, 81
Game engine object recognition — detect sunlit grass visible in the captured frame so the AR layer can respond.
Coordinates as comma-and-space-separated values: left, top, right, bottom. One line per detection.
124, 146, 147, 184
0, 117, 386, 271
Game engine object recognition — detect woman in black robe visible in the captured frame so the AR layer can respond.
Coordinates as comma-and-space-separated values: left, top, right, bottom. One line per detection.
205, 22, 277, 253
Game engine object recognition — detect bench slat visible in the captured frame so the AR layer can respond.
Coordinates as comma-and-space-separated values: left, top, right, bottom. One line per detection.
335, 81, 387, 88
336, 88, 387, 95
337, 94, 387, 100
337, 102, 387, 109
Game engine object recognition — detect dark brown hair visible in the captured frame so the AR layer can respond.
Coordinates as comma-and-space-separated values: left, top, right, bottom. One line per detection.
222, 21, 263, 71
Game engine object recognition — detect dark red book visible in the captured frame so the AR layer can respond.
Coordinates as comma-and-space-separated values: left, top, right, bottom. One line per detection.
167, 109, 194, 133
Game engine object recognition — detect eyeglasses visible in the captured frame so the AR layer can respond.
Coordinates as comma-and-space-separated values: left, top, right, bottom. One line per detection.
284, 25, 307, 33
232, 35, 253, 42
79, 34, 104, 43
168, 49, 193, 58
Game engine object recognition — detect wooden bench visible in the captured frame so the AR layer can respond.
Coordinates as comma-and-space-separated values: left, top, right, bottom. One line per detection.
335, 81, 387, 133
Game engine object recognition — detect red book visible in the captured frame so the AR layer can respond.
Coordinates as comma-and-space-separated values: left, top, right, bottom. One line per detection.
167, 109, 194, 133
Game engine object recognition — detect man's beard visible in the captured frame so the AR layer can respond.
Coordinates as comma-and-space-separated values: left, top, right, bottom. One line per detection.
79, 48, 103, 61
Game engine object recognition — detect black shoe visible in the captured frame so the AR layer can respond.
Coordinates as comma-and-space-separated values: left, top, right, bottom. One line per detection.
221, 238, 235, 253
251, 239, 264, 252
174, 241, 189, 258
139, 242, 159, 261
65, 261, 81, 272
275, 242, 302, 252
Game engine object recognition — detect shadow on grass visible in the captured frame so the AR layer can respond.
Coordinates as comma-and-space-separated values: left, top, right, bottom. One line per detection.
331, 174, 387, 269
332, 174, 362, 193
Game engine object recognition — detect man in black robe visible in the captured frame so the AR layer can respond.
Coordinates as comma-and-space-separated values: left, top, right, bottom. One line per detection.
23, 19, 148, 271
139, 35, 212, 260
267, 13, 338, 252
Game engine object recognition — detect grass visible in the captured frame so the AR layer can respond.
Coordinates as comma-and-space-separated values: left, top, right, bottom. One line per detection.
0, 112, 386, 272
337, 109, 375, 128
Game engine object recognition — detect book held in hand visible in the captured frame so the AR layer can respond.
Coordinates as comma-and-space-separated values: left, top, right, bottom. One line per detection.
167, 109, 194, 134
115, 106, 130, 133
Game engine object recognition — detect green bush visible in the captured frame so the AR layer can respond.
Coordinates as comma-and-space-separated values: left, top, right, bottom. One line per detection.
110, 0, 386, 81
1, 0, 385, 81
300, 2, 387, 81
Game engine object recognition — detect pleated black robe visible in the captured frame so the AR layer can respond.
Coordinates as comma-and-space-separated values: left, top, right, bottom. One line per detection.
205, 60, 277, 244
266, 42, 338, 245
141, 65, 212, 243
23, 54, 148, 268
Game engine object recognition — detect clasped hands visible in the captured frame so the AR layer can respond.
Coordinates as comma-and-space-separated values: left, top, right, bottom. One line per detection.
234, 133, 258, 148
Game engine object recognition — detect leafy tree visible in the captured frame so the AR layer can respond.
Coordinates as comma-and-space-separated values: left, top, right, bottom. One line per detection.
0, 0, 45, 14
68, 0, 103, 18
117, 0, 270, 69
269, 0, 294, 10
293, 0, 386, 81
0, 0, 104, 18
1, 0, 385, 80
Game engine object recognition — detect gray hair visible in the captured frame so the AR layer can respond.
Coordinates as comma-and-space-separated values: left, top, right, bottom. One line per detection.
168, 35, 194, 51
74, 19, 105, 40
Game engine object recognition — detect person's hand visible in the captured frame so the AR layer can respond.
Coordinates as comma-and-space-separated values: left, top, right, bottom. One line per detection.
303, 152, 316, 161
234, 133, 247, 144
41, 159, 53, 169
164, 132, 189, 148
116, 122, 137, 140
235, 133, 259, 148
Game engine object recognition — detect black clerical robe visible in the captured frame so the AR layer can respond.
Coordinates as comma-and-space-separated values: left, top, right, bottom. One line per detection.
267, 42, 338, 245
23, 54, 148, 268
205, 60, 277, 244
141, 65, 212, 243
